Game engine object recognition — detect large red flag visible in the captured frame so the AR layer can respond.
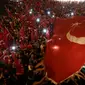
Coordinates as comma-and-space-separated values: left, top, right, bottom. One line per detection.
44, 16, 85, 82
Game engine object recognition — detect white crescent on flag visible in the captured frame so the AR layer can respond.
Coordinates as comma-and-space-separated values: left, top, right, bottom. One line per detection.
66, 22, 85, 45
66, 31, 85, 44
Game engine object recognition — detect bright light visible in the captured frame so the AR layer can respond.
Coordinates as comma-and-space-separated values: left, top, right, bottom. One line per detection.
71, 12, 74, 16
47, 11, 51, 15
11, 46, 16, 50
36, 18, 40, 23
29, 9, 33, 14
52, 15, 55, 18
53, 45, 60, 50
55, 0, 85, 2
29, 11, 32, 14
43, 29, 47, 33
30, 9, 33, 12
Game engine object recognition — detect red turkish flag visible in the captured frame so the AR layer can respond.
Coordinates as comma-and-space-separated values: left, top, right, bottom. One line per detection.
44, 16, 85, 82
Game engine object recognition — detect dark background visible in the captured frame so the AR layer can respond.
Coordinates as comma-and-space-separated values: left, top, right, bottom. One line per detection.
0, 0, 9, 15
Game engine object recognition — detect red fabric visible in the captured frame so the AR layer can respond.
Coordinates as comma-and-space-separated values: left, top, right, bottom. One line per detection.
70, 21, 85, 37
20, 44, 27, 49
0, 33, 3, 40
15, 59, 24, 75
27, 44, 32, 49
44, 16, 85, 82
0, 27, 12, 48
53, 16, 85, 37
3, 28, 9, 46
19, 27, 25, 38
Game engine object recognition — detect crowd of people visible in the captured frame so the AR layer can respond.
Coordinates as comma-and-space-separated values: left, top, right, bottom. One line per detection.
1, 0, 85, 85
0, 36, 49, 85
